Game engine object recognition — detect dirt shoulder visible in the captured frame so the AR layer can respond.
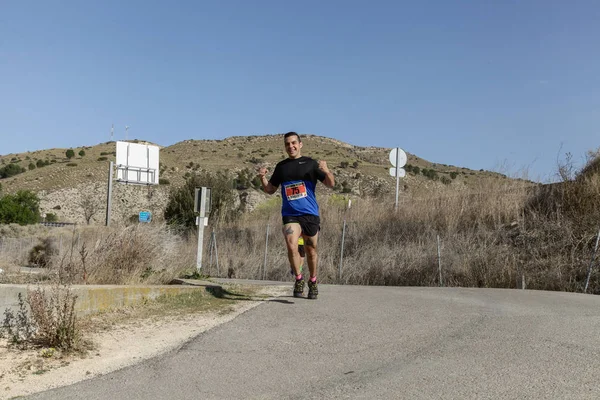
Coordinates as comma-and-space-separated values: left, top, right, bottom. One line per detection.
0, 284, 287, 399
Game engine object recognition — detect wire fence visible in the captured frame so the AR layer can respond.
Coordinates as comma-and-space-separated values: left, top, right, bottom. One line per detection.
2, 218, 600, 293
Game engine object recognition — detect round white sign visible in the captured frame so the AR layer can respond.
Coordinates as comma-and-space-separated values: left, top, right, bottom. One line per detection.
389, 148, 407, 168
389, 167, 406, 178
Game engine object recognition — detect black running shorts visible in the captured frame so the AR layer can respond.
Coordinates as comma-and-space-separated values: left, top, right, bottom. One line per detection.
282, 215, 321, 238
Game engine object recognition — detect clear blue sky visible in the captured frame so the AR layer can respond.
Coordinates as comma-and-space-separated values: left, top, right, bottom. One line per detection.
1, 0, 599, 182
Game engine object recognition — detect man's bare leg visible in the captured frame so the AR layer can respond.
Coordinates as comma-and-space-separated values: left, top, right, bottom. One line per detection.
283, 223, 302, 276
303, 233, 319, 279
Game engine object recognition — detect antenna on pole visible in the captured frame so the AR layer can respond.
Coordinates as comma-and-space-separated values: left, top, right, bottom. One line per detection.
125, 125, 129, 141
110, 124, 114, 141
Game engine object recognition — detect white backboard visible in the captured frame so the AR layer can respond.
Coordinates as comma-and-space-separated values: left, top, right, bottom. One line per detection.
116, 141, 159, 185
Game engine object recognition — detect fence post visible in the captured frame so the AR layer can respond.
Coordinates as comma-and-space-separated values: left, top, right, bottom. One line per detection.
209, 231, 214, 276
339, 220, 347, 283
584, 227, 600, 293
263, 225, 270, 280
437, 234, 443, 287
213, 230, 220, 277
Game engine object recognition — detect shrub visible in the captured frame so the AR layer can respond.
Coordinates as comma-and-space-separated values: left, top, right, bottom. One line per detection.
36, 159, 45, 168
1, 293, 35, 349
159, 178, 170, 185
441, 176, 452, 185
78, 150, 85, 157
66, 163, 77, 167
164, 171, 237, 229
0, 190, 41, 225
340, 161, 349, 168
28, 163, 36, 170
0, 163, 24, 178
27, 285, 78, 350
28, 237, 58, 267
45, 213, 58, 222
65, 149, 75, 159
97, 156, 108, 161
450, 172, 458, 179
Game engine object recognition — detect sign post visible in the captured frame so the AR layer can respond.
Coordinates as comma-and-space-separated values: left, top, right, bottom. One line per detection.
195, 187, 212, 273
389, 148, 407, 211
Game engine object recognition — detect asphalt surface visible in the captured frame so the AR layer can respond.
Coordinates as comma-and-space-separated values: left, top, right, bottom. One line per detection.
26, 285, 600, 399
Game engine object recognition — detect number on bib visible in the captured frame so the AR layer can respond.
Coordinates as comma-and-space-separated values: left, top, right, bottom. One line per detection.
285, 182, 307, 201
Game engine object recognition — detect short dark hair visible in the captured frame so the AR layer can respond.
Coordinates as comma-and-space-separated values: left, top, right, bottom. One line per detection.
284, 131, 301, 142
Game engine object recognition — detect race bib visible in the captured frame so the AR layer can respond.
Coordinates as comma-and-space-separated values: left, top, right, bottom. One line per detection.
284, 182, 307, 201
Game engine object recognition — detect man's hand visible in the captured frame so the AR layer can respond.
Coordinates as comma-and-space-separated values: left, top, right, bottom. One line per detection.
318, 160, 330, 173
256, 165, 277, 194
318, 160, 335, 188
257, 167, 268, 177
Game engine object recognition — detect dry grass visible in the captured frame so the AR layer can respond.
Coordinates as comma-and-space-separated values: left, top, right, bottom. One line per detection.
201, 159, 600, 294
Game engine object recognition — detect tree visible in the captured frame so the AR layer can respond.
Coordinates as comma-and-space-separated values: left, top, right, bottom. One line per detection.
164, 171, 237, 231
0, 190, 41, 225
78, 192, 100, 225
65, 149, 75, 159
78, 149, 86, 157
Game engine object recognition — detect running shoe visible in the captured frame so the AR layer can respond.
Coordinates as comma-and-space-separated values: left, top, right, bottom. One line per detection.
307, 279, 318, 300
293, 277, 305, 298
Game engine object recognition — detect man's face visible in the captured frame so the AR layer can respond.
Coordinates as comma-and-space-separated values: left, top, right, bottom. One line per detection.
284, 135, 302, 159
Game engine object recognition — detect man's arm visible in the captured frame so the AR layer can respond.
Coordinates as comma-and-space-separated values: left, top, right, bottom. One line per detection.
257, 167, 277, 194
317, 160, 335, 188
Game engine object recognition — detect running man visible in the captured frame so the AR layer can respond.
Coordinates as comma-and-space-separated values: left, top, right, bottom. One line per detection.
257, 132, 335, 299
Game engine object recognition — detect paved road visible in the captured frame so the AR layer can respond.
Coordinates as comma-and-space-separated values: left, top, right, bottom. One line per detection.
27, 285, 600, 399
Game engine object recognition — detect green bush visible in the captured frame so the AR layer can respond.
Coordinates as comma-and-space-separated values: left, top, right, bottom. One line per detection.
28, 163, 36, 170
66, 149, 75, 159
97, 156, 108, 161
0, 190, 41, 225
66, 163, 77, 167
159, 178, 170, 185
0, 163, 24, 178
164, 171, 237, 230
450, 172, 458, 179
45, 213, 58, 222
78, 150, 85, 157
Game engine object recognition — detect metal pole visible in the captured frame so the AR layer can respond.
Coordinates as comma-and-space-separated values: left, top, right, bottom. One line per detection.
263, 225, 270, 280
584, 227, 600, 293
106, 161, 114, 226
437, 234, 443, 287
209, 230, 214, 276
395, 147, 400, 211
339, 219, 347, 282
214, 230, 220, 276
196, 187, 207, 272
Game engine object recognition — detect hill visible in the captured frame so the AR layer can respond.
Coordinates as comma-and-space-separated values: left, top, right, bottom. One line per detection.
0, 134, 520, 225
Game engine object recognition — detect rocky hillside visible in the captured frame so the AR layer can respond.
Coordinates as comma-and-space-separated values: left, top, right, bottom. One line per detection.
0, 134, 516, 225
